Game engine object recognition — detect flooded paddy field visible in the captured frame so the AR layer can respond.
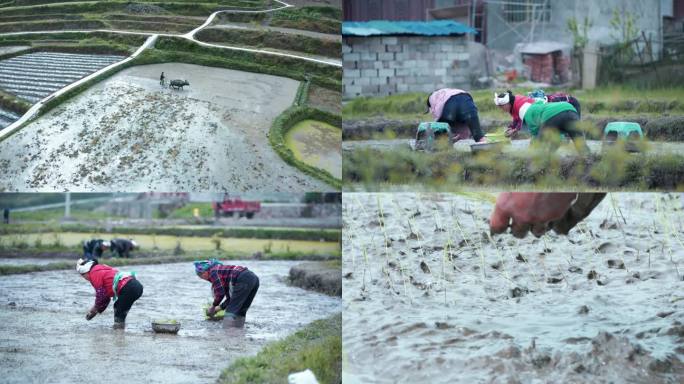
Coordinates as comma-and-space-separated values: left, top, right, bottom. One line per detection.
0, 260, 341, 383
0, 106, 20, 129
0, 231, 340, 254
0, 51, 125, 103
0, 62, 331, 192
0, 257, 71, 265
342, 193, 683, 383
285, 119, 342, 179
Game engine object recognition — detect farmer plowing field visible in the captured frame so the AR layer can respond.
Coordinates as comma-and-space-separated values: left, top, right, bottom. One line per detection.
194, 259, 259, 328
77, 258, 143, 329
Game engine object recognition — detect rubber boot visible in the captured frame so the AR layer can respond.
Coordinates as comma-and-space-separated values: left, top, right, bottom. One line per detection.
113, 318, 125, 330
222, 313, 245, 328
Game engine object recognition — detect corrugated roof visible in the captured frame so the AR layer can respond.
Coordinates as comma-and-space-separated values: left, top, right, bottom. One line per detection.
342, 20, 476, 37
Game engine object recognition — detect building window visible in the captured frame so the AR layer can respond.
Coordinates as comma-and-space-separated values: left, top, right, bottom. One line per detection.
503, 0, 550, 23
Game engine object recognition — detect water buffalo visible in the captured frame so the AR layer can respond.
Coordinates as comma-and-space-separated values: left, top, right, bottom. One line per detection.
169, 79, 189, 90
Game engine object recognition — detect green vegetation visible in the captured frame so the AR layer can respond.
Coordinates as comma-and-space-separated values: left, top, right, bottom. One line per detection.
0, 89, 31, 115
9, 208, 121, 221
0, 223, 342, 242
0, 193, 113, 209
142, 36, 341, 90
344, 145, 684, 191
343, 86, 684, 141
219, 313, 341, 384
270, 6, 341, 35
0, 251, 338, 276
270, 105, 342, 189
195, 28, 341, 58
213, 5, 340, 35
343, 87, 684, 120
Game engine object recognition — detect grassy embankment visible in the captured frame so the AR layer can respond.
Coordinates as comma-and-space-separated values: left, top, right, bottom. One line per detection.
0, 0, 272, 34
213, 5, 340, 34
218, 313, 341, 384
343, 87, 684, 141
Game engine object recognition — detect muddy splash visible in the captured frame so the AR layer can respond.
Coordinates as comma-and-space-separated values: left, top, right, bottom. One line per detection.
342, 193, 683, 383
0, 260, 340, 383
285, 119, 342, 179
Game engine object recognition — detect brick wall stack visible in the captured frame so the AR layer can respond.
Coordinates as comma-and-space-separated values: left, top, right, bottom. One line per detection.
553, 53, 571, 83
523, 53, 554, 83
523, 51, 572, 84
343, 35, 471, 99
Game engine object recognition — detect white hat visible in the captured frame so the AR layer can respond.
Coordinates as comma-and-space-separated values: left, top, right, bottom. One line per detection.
102, 241, 111, 248
76, 258, 95, 274
130, 240, 139, 248
518, 103, 532, 121
494, 92, 510, 106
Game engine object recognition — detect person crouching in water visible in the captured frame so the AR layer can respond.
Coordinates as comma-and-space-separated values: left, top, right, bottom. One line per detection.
426, 88, 487, 143
77, 258, 143, 329
110, 238, 138, 258
519, 100, 588, 153
194, 259, 259, 328
494, 90, 582, 138
83, 239, 109, 260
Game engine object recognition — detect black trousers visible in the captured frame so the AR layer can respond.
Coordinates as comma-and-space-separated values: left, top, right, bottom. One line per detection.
541, 110, 582, 139
438, 94, 484, 142
222, 270, 259, 317
114, 279, 143, 323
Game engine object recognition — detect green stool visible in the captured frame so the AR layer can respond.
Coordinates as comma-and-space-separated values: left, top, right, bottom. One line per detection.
604, 122, 643, 140
415, 122, 452, 151
603, 122, 644, 152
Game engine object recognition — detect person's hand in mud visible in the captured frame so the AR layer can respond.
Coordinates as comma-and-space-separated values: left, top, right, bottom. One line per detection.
490, 192, 606, 238
85, 309, 97, 321
206, 306, 218, 317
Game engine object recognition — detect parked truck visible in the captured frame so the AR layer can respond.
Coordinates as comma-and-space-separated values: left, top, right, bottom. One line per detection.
212, 196, 261, 218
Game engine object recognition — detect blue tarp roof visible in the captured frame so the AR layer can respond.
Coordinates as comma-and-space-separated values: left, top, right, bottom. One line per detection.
342, 20, 476, 37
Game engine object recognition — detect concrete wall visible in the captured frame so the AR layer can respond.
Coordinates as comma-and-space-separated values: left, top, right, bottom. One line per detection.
486, 0, 662, 58
343, 35, 471, 98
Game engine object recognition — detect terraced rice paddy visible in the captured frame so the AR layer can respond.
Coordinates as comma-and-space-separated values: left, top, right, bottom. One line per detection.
0, 51, 125, 103
0, 107, 19, 129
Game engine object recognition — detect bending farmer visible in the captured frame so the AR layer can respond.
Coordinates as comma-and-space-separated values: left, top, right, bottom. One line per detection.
519, 100, 588, 152
83, 239, 109, 260
110, 238, 139, 258
427, 88, 486, 143
77, 258, 143, 329
194, 259, 259, 328
494, 90, 582, 138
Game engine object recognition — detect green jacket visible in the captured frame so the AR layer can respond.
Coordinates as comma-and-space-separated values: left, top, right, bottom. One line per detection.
523, 101, 577, 137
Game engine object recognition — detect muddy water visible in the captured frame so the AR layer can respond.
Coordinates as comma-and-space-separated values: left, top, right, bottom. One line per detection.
0, 106, 19, 130
0, 261, 340, 383
342, 193, 683, 383
0, 232, 339, 254
0, 257, 71, 265
0, 52, 125, 103
285, 119, 342, 179
0, 63, 331, 192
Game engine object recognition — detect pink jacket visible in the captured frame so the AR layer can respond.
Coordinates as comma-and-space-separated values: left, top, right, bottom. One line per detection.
428, 88, 468, 120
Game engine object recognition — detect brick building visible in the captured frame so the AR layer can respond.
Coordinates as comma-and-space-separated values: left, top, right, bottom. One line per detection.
342, 20, 475, 98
